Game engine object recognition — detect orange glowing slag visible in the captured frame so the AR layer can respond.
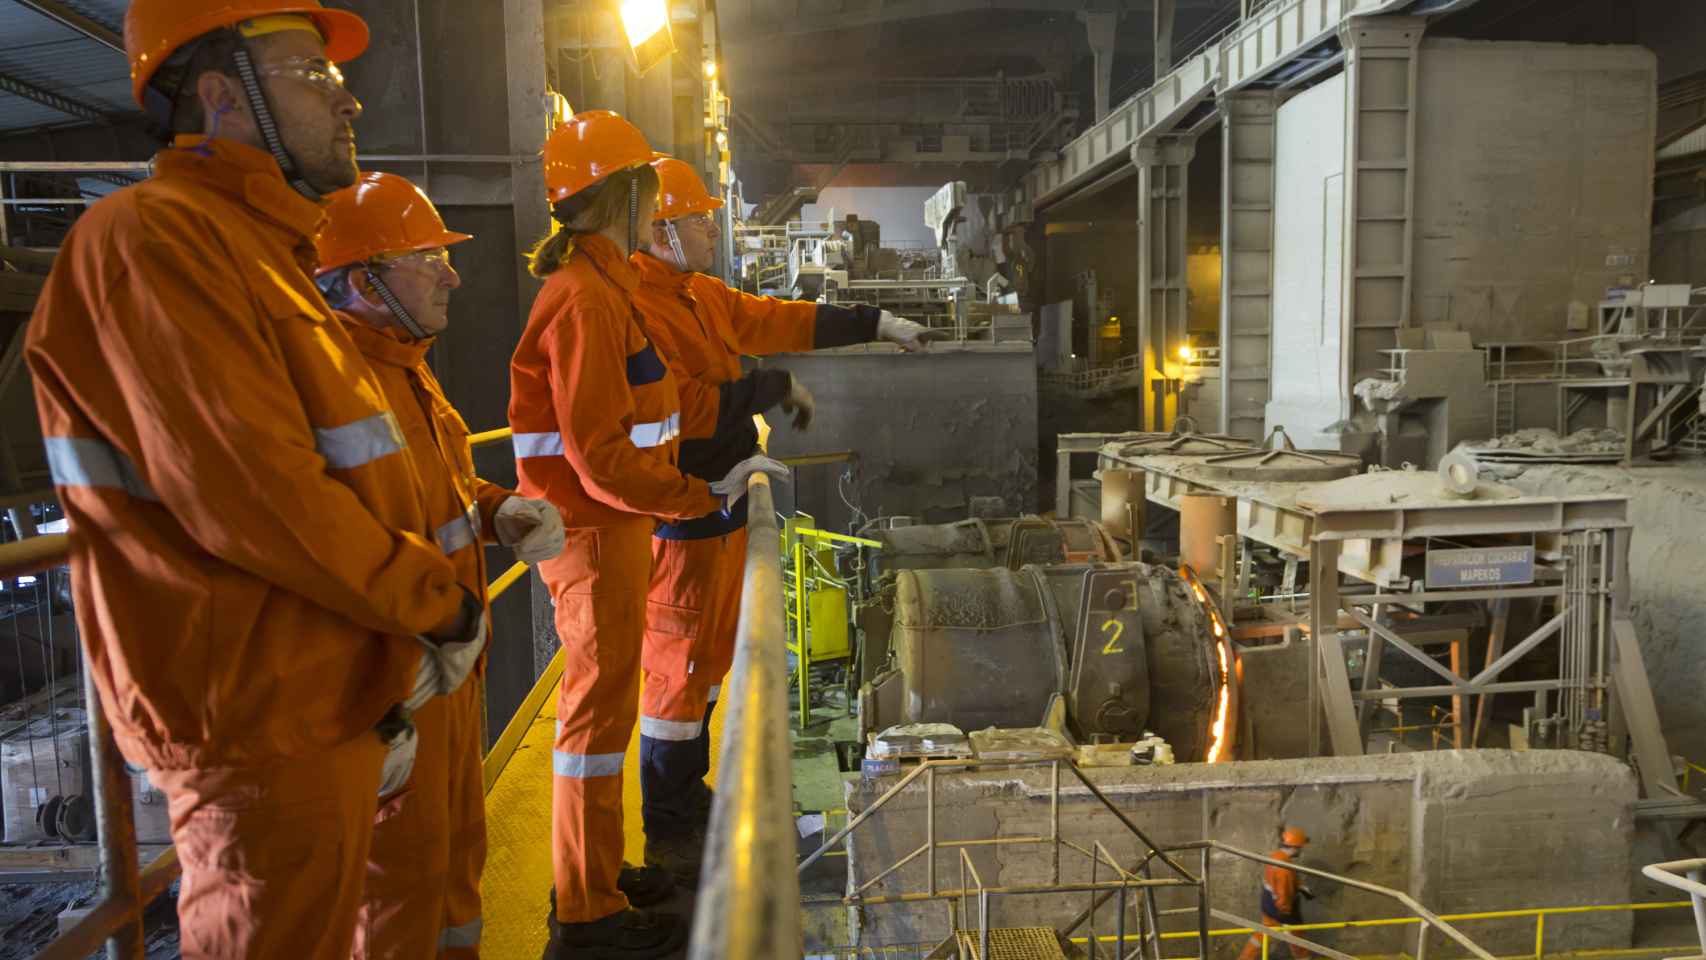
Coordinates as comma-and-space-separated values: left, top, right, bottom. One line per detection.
1206, 640, 1232, 763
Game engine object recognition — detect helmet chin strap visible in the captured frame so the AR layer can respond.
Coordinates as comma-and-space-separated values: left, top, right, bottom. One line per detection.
627, 173, 639, 255
664, 220, 688, 271
364, 268, 431, 341
230, 43, 320, 201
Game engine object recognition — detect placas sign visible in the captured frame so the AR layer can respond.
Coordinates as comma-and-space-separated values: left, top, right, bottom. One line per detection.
1425, 545, 1535, 588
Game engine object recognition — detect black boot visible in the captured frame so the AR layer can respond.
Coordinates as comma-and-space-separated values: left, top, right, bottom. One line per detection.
549, 864, 674, 916
543, 906, 687, 959
644, 827, 707, 888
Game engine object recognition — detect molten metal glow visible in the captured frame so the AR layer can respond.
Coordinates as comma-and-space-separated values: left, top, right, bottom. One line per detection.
1206, 640, 1232, 763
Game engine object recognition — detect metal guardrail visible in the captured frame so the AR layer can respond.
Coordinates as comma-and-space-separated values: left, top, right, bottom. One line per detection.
688, 473, 800, 959
1640, 860, 1706, 960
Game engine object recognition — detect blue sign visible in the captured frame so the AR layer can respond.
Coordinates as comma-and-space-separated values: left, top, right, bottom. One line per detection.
1425, 546, 1535, 588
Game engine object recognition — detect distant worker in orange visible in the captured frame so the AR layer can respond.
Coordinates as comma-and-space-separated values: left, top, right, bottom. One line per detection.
315, 171, 567, 959
630, 156, 942, 882
508, 110, 789, 958
28, 3, 489, 957
1237, 826, 1317, 960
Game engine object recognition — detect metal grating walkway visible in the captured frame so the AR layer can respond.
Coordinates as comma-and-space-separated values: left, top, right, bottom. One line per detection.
481, 676, 727, 957
954, 927, 1070, 960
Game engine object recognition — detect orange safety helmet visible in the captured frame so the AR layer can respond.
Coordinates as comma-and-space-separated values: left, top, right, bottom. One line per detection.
1281, 827, 1309, 847
543, 110, 653, 204
125, 0, 370, 108
651, 157, 725, 222
314, 171, 472, 276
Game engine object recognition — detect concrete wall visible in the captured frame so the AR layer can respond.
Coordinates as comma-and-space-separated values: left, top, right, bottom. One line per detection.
1411, 41, 1656, 341
1267, 73, 1346, 446
843, 751, 1636, 954
760, 344, 1038, 532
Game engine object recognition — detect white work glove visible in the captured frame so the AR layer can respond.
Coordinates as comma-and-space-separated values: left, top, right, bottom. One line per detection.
781, 374, 815, 430
375, 709, 418, 797
493, 496, 566, 564
710, 454, 791, 512
877, 310, 946, 352
405, 611, 490, 711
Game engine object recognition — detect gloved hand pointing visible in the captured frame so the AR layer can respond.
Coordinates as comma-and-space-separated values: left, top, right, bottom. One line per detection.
877, 311, 950, 352
710, 455, 791, 512
494, 496, 566, 564
781, 374, 815, 430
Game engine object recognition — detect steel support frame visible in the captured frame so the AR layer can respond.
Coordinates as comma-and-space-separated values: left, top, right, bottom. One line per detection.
1217, 90, 1280, 440
1337, 16, 1425, 419
0, 69, 107, 124
1135, 138, 1197, 432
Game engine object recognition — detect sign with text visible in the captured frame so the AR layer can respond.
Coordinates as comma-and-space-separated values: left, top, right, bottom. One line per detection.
1425, 545, 1536, 588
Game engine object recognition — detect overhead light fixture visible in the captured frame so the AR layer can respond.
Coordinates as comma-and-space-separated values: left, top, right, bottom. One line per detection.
715, 130, 727, 148
704, 60, 718, 79
1178, 344, 1194, 362
619, 0, 675, 75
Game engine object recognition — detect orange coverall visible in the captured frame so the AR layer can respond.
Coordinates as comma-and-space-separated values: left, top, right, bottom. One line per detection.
1237, 848, 1310, 960
628, 251, 878, 839
26, 137, 464, 960
340, 319, 513, 959
509, 233, 720, 924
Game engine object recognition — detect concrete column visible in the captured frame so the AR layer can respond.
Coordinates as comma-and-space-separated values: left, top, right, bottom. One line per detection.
1133, 138, 1195, 432
1337, 16, 1425, 420
1078, 10, 1118, 122
1154, 0, 1176, 78
1218, 91, 1280, 440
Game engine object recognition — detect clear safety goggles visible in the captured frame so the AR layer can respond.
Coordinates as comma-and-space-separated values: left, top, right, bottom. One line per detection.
258, 58, 348, 97
373, 247, 454, 274
671, 212, 716, 231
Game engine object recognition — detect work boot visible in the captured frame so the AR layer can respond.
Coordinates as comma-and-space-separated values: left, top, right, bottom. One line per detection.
543, 906, 687, 959
644, 827, 707, 887
549, 864, 674, 915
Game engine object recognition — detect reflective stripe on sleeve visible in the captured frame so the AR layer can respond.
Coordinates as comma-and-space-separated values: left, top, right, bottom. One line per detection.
706, 684, 720, 704
513, 431, 564, 457
43, 437, 159, 501
629, 412, 681, 449
436, 503, 480, 554
552, 750, 625, 778
639, 715, 702, 741
438, 917, 483, 949
315, 411, 405, 469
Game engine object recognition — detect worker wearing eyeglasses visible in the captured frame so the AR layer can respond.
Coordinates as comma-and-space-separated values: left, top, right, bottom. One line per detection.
314, 171, 567, 960
629, 157, 944, 885
26, 3, 489, 958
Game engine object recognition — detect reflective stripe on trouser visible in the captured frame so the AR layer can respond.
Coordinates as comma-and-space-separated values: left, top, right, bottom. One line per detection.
638, 526, 747, 838
353, 673, 486, 958
1235, 915, 1312, 960
541, 518, 655, 923
149, 732, 387, 960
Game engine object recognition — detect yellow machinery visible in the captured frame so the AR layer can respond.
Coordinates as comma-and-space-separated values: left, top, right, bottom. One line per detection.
783, 513, 880, 727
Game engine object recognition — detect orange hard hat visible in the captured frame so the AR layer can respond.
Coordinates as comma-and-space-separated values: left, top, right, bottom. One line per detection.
125, 0, 370, 108
543, 110, 653, 204
315, 172, 472, 275
1282, 827, 1309, 847
651, 157, 725, 222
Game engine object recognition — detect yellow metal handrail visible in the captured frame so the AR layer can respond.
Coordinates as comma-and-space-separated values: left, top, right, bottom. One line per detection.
1081, 897, 1697, 960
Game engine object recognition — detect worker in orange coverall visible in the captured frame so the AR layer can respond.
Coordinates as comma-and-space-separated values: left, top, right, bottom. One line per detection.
629, 156, 943, 883
315, 170, 567, 958
1237, 826, 1317, 960
507, 109, 791, 959
27, 3, 488, 957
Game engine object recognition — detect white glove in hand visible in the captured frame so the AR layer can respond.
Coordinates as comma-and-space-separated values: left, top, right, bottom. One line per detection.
494, 496, 566, 564
710, 454, 791, 511
405, 612, 490, 711
377, 719, 418, 797
781, 374, 815, 430
877, 310, 940, 352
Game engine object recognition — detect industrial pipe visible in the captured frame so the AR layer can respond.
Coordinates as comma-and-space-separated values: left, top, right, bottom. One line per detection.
687, 475, 801, 959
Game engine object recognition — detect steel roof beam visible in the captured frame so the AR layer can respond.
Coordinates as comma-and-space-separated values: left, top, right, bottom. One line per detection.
0, 69, 108, 124
9, 0, 123, 52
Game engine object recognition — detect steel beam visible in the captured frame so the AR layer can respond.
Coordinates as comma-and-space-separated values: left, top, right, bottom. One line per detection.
0, 69, 108, 124
1217, 90, 1279, 440
1311, 538, 1364, 755
1134, 137, 1195, 431
10, 0, 122, 52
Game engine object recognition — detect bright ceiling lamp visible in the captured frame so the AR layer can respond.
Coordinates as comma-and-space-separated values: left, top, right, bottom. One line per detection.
619, 0, 676, 75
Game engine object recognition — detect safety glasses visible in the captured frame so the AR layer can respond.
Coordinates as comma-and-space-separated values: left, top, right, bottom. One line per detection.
673, 212, 716, 231
373, 247, 454, 275
258, 58, 348, 98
